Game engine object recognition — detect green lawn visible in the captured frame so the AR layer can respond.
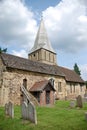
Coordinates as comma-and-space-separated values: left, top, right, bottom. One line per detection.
0, 101, 87, 130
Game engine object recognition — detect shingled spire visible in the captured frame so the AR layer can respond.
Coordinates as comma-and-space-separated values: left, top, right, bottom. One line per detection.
28, 17, 57, 65
30, 17, 55, 53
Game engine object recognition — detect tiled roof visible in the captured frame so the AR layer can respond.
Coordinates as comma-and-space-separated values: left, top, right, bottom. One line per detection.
0, 53, 84, 83
29, 80, 48, 92
0, 53, 64, 76
58, 66, 84, 83
29, 80, 55, 92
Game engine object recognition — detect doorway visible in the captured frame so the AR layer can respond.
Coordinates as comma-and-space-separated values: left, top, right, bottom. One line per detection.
46, 91, 50, 104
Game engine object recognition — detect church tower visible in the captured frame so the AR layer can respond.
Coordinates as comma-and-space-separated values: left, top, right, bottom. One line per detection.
28, 18, 57, 65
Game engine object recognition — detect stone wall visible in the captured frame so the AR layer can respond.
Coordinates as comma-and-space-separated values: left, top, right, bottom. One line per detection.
66, 82, 86, 99
0, 67, 66, 106
0, 63, 85, 106
0, 58, 4, 87
54, 77, 66, 100
0, 57, 6, 105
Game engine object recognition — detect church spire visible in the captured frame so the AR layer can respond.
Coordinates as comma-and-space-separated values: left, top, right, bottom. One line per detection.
30, 17, 55, 53
28, 17, 57, 65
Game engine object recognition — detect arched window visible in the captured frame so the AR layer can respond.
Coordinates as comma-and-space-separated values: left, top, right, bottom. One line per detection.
23, 78, 27, 89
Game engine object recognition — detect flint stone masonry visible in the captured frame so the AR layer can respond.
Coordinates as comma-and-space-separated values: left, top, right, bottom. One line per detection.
0, 69, 66, 106
5, 101, 14, 118
76, 95, 83, 108
21, 101, 37, 124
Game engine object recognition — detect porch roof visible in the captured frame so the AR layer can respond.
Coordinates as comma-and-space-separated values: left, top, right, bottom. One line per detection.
29, 80, 56, 92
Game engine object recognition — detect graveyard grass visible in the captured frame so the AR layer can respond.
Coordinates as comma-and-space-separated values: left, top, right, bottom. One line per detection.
0, 100, 87, 130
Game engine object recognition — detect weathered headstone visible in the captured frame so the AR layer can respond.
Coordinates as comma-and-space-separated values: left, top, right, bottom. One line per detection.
70, 100, 76, 108
5, 103, 9, 115
28, 102, 37, 124
21, 101, 37, 124
76, 95, 83, 108
5, 101, 14, 118
21, 101, 27, 119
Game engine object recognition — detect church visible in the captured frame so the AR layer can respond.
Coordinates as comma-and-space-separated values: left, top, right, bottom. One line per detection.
0, 18, 85, 106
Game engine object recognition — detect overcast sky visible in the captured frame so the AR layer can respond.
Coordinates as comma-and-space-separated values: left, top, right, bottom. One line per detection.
0, 0, 87, 80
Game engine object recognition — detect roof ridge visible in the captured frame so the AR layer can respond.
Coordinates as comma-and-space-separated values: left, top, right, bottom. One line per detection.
35, 79, 48, 83
1, 52, 28, 60
1, 52, 57, 67
1, 53, 84, 83
58, 65, 75, 72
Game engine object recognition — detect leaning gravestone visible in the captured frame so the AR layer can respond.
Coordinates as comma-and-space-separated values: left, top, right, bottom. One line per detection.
21, 101, 37, 124
5, 101, 14, 118
76, 95, 83, 108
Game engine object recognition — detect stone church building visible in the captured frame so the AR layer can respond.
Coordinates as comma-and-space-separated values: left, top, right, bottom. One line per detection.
0, 18, 85, 106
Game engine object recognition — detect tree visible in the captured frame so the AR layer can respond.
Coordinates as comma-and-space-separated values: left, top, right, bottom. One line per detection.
74, 63, 81, 76
0, 47, 7, 53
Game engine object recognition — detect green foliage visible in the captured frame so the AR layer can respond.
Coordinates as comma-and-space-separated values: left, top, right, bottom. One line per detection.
0, 47, 7, 53
0, 101, 87, 130
74, 63, 81, 76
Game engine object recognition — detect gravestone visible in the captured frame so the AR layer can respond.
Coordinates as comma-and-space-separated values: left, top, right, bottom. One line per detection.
5, 103, 9, 115
5, 101, 14, 118
21, 101, 37, 124
76, 95, 83, 108
70, 100, 76, 108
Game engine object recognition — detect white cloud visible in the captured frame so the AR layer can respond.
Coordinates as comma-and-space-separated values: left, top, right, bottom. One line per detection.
43, 0, 87, 53
12, 49, 28, 58
0, 0, 87, 80
0, 0, 37, 50
0, 0, 87, 54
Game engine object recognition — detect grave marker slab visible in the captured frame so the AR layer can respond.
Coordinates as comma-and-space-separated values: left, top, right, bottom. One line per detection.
21, 101, 37, 124
5, 101, 14, 118
76, 95, 83, 108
